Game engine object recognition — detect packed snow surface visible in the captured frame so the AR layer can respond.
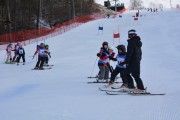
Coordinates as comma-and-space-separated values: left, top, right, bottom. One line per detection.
0, 9, 180, 120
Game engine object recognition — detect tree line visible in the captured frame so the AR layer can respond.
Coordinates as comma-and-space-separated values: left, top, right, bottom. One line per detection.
0, 0, 100, 35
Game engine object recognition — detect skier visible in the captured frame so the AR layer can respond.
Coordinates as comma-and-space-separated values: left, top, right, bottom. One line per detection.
125, 29, 145, 93
136, 10, 140, 17
96, 42, 109, 78
44, 44, 51, 66
97, 42, 108, 80
17, 44, 25, 65
12, 42, 21, 62
5, 42, 13, 64
97, 45, 114, 81
107, 45, 128, 90
33, 43, 46, 69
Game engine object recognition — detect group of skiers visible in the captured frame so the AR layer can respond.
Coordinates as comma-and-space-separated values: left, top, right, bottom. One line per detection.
96, 29, 145, 93
5, 42, 51, 69
5, 42, 25, 65
4, 29, 145, 93
32, 43, 51, 70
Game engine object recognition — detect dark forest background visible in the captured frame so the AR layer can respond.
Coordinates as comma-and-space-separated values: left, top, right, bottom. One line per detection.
0, 0, 101, 35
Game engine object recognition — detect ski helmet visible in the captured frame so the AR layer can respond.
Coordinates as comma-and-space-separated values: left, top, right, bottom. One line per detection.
128, 29, 137, 36
116, 45, 126, 52
102, 41, 108, 46
45, 44, 49, 48
40, 43, 44, 47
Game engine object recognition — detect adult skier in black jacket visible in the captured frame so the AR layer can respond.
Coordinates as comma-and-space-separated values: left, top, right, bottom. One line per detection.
125, 29, 145, 93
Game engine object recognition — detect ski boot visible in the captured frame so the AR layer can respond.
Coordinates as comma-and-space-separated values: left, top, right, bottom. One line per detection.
132, 88, 146, 94
5, 60, 9, 64
34, 67, 39, 70
39, 67, 44, 70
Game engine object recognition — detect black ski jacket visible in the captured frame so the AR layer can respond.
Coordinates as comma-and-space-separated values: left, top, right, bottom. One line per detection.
126, 36, 142, 66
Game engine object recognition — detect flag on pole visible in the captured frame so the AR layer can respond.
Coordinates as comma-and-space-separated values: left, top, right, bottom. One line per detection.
113, 33, 120, 38
98, 25, 103, 35
113, 32, 120, 45
98, 26, 103, 30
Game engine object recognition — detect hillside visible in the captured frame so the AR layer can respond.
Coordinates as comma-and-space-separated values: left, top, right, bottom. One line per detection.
0, 9, 180, 120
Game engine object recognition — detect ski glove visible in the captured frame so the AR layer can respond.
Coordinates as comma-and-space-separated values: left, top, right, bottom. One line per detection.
97, 53, 101, 57
119, 61, 126, 66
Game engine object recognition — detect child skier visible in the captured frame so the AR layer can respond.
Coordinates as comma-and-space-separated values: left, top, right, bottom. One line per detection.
17, 44, 25, 65
97, 44, 114, 82
97, 42, 109, 80
33, 43, 46, 69
44, 44, 51, 66
96, 41, 109, 77
108, 45, 128, 90
5, 43, 13, 64
13, 42, 21, 62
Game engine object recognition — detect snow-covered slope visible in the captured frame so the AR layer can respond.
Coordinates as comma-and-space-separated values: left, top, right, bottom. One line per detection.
0, 9, 180, 120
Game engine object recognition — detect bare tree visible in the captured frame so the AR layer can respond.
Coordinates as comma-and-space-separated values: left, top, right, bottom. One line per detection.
130, 0, 143, 10
0, 0, 100, 35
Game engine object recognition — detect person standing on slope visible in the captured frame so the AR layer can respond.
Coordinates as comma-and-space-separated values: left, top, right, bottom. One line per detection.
108, 45, 128, 89
5, 42, 13, 64
12, 42, 21, 62
96, 41, 109, 79
33, 43, 46, 69
125, 29, 145, 93
17, 44, 25, 65
97, 42, 115, 81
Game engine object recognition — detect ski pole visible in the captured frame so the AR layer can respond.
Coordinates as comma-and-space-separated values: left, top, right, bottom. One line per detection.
3, 53, 7, 62
90, 57, 98, 78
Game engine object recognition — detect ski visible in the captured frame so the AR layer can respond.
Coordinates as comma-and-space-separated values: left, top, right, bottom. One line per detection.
99, 88, 121, 92
99, 88, 128, 93
106, 91, 165, 95
87, 81, 108, 83
87, 76, 98, 78
32, 67, 51, 70
128, 92, 166, 96
87, 81, 121, 84
43, 64, 54, 67
106, 92, 126, 95
111, 87, 120, 89
17, 63, 25, 65
4, 62, 15, 64
87, 76, 120, 79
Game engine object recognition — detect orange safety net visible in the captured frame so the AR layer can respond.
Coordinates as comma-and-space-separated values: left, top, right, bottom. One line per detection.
0, 13, 105, 45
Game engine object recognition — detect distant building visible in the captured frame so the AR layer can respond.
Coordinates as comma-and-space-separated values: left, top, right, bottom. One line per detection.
104, 1, 125, 11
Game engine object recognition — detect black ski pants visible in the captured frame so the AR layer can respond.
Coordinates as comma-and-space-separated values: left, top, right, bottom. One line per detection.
44, 56, 49, 64
17, 54, 25, 63
36, 56, 45, 68
125, 63, 145, 90
110, 67, 127, 84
